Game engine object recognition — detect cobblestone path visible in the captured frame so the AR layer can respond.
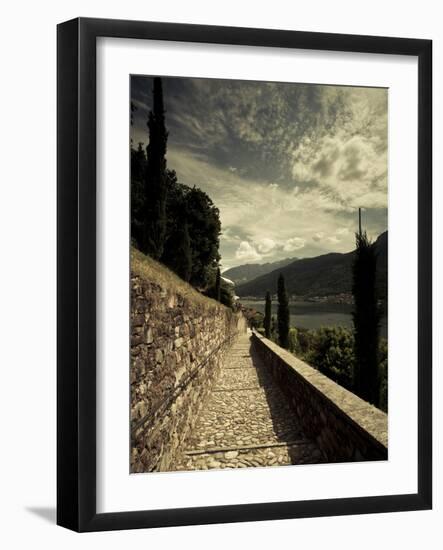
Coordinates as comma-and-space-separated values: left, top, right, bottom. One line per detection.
174, 331, 324, 471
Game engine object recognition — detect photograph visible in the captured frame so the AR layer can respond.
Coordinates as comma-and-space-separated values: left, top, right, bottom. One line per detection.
129, 75, 388, 474
1, 2, 435, 541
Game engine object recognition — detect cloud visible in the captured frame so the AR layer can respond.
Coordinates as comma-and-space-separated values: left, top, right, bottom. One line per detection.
292, 133, 387, 211
166, 146, 386, 269
336, 227, 349, 236
131, 77, 387, 269
326, 236, 340, 244
283, 237, 306, 252
132, 77, 385, 184
235, 241, 262, 262
235, 236, 304, 262
312, 232, 325, 242
257, 238, 277, 254
291, 87, 388, 212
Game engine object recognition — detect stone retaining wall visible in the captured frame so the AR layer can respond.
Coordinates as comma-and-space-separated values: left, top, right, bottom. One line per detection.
131, 272, 246, 473
252, 332, 388, 462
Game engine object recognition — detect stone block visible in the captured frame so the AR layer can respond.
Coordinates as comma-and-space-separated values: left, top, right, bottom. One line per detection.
174, 337, 184, 349
144, 327, 154, 344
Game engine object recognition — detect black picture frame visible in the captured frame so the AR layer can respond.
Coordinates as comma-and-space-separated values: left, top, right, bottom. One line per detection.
57, 17, 432, 532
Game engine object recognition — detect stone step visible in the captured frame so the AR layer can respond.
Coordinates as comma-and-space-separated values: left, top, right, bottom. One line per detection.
212, 386, 268, 392
185, 439, 310, 456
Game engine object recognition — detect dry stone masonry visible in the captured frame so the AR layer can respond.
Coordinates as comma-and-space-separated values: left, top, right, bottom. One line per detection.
252, 332, 388, 462
130, 271, 246, 473
131, 260, 387, 474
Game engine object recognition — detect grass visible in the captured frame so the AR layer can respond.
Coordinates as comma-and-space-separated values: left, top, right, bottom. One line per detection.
131, 247, 224, 311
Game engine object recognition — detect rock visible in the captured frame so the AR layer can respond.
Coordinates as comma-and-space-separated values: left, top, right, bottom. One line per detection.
131, 334, 143, 346
225, 451, 239, 459
132, 314, 145, 327
155, 349, 163, 363
174, 366, 186, 386
174, 337, 183, 349
145, 327, 153, 344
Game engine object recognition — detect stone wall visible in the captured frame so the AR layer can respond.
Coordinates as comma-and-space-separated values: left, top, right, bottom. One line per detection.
252, 332, 388, 462
131, 271, 247, 473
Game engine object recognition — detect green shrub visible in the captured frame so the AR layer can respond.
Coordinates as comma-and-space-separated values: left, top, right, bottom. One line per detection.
289, 324, 387, 410
296, 328, 312, 355
288, 328, 299, 354
307, 327, 354, 388
378, 338, 388, 412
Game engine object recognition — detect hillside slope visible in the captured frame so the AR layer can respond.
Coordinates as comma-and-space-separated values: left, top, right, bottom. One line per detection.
236, 231, 387, 300
223, 256, 297, 285
131, 247, 223, 311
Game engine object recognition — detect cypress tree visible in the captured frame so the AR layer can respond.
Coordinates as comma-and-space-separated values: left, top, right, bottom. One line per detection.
162, 221, 192, 282
277, 273, 290, 349
130, 100, 136, 127
175, 223, 192, 282
271, 315, 277, 341
142, 77, 168, 259
214, 268, 221, 302
352, 230, 380, 405
130, 142, 146, 248
264, 291, 272, 338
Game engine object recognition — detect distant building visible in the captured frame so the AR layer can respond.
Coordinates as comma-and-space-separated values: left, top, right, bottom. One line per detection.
221, 276, 235, 287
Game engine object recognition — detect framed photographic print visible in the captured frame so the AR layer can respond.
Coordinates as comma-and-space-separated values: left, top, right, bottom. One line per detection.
57, 18, 432, 532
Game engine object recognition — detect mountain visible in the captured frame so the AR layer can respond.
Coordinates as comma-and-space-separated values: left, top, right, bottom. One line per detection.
222, 257, 297, 285
236, 231, 387, 300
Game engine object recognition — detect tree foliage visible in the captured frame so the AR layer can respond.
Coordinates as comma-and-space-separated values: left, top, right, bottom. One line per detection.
271, 315, 277, 341
305, 326, 354, 389
185, 186, 221, 288
161, 180, 220, 288
131, 78, 221, 290
142, 77, 168, 259
214, 268, 221, 302
264, 291, 272, 338
277, 273, 290, 349
219, 283, 234, 308
288, 326, 387, 412
162, 220, 192, 282
352, 231, 381, 405
378, 338, 388, 412
288, 327, 299, 354
130, 143, 147, 247
242, 307, 263, 329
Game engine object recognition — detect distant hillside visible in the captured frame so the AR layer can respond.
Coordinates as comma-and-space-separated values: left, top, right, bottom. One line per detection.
223, 257, 297, 285
236, 231, 387, 300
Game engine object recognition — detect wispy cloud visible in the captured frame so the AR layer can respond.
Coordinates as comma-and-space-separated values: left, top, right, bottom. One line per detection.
131, 76, 387, 269
166, 147, 385, 269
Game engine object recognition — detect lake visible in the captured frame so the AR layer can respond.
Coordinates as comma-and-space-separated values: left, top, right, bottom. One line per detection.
241, 300, 387, 338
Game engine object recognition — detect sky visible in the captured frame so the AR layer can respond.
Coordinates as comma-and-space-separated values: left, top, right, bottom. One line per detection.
131, 75, 388, 271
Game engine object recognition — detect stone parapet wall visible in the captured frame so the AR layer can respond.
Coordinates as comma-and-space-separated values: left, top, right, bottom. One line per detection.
252, 332, 388, 462
131, 271, 246, 473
